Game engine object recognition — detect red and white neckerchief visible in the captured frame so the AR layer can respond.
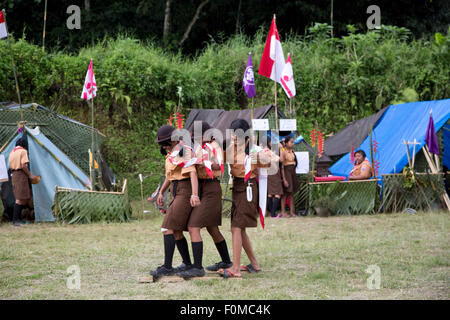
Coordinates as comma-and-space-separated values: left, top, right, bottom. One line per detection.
203, 142, 224, 178
13, 146, 24, 152
168, 142, 201, 168
244, 145, 265, 182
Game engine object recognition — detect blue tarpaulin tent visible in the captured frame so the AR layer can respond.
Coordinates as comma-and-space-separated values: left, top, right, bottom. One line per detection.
444, 123, 450, 169
330, 99, 450, 177
1, 127, 89, 222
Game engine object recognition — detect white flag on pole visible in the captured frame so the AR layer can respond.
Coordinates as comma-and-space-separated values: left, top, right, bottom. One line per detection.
0, 11, 8, 39
81, 59, 97, 100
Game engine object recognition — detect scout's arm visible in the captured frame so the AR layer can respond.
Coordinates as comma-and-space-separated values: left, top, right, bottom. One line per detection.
157, 178, 170, 206
189, 170, 201, 207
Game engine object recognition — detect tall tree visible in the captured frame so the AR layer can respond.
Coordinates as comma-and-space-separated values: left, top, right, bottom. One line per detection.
178, 0, 210, 47
163, 0, 172, 38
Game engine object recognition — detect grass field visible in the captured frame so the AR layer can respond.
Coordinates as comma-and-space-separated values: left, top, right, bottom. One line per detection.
0, 203, 448, 300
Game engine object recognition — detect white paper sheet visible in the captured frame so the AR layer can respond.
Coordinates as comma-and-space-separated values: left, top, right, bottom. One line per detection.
0, 155, 8, 182
295, 152, 309, 174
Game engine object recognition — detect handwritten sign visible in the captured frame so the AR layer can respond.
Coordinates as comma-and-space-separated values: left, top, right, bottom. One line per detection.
280, 119, 297, 131
252, 119, 269, 131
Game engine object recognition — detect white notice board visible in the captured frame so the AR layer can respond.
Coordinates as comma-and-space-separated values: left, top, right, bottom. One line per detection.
252, 119, 269, 131
0, 155, 8, 183
295, 152, 309, 174
280, 119, 297, 131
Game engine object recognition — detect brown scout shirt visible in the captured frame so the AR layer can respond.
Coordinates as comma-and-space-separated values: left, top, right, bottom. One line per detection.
282, 149, 296, 166
224, 142, 270, 179
165, 146, 196, 181
9, 147, 29, 170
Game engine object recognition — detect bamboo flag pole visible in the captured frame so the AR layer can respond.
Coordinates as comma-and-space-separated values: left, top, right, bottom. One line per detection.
90, 97, 96, 190
3, 9, 23, 120
273, 14, 278, 133
42, 0, 47, 51
250, 51, 254, 120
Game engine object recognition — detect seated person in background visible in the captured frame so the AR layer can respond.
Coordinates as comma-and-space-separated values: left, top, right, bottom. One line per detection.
348, 150, 373, 180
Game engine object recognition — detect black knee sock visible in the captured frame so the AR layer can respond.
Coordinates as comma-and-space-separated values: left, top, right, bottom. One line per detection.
175, 237, 192, 266
267, 197, 273, 215
215, 240, 231, 264
163, 234, 176, 269
13, 204, 24, 223
191, 241, 203, 269
271, 197, 280, 217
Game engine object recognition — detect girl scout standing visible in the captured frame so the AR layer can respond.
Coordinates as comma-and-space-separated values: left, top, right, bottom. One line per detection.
218, 118, 269, 278
280, 136, 300, 217
264, 138, 284, 218
177, 121, 232, 278
151, 125, 200, 278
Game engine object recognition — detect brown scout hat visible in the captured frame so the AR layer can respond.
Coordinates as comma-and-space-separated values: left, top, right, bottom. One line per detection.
154, 125, 175, 143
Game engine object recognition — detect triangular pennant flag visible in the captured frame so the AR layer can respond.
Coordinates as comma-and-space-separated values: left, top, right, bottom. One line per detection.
425, 113, 439, 155
280, 53, 296, 98
243, 53, 256, 98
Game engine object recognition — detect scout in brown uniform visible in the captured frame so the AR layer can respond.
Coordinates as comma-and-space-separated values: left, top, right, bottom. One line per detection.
9, 137, 38, 226
280, 136, 300, 217
264, 138, 284, 218
177, 121, 232, 278
217, 119, 270, 278
150, 125, 201, 278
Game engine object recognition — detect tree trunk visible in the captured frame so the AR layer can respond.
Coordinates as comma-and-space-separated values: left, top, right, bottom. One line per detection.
85, 0, 90, 11
235, 0, 242, 34
178, 0, 210, 47
163, 0, 172, 38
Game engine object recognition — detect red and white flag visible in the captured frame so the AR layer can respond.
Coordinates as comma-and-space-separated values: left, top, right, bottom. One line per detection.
81, 59, 97, 100
0, 11, 8, 39
258, 16, 285, 84
280, 53, 296, 99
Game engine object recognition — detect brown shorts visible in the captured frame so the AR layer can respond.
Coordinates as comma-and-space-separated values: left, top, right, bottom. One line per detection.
162, 179, 192, 231
11, 170, 32, 200
283, 165, 300, 194
231, 178, 258, 229
188, 179, 222, 228
268, 168, 283, 196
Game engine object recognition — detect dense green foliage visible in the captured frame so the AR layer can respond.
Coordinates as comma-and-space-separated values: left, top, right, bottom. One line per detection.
1, 24, 449, 198
2, 0, 449, 54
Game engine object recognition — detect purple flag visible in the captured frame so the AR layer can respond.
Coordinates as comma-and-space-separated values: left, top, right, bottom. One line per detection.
425, 114, 439, 155
243, 53, 256, 98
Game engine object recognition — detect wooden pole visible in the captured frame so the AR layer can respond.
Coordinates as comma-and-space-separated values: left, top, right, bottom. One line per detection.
88, 148, 93, 190
273, 14, 278, 133
140, 174, 145, 220
90, 98, 96, 190
3, 9, 23, 120
423, 145, 450, 210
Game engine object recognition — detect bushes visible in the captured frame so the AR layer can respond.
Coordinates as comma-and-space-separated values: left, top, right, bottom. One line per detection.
1, 26, 449, 198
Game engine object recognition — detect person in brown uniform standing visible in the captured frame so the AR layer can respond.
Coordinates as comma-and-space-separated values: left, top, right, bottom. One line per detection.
9, 137, 37, 227
280, 136, 300, 217
218, 119, 270, 278
150, 125, 200, 278
264, 138, 284, 218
